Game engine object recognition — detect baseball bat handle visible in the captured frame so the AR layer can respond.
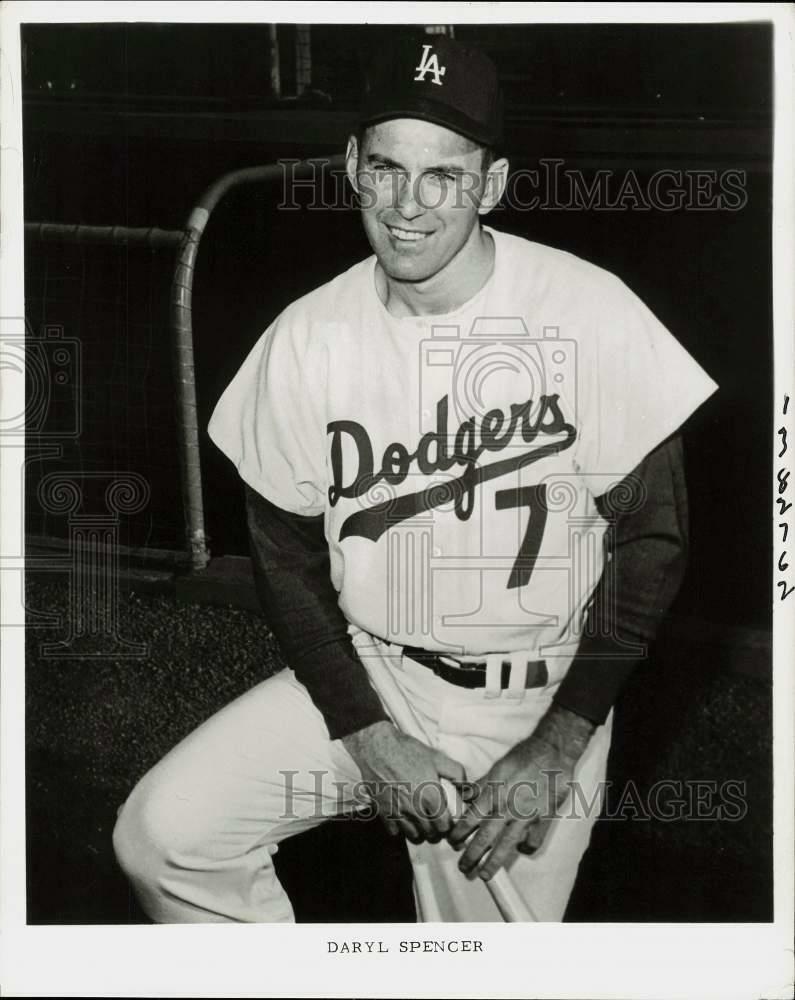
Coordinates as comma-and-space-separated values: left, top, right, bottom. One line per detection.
488, 870, 536, 922
441, 779, 537, 922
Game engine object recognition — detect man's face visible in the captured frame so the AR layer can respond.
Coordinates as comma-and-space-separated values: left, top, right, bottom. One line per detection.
348, 118, 495, 284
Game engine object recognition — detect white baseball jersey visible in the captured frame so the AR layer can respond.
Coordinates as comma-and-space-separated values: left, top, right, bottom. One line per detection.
209, 227, 717, 658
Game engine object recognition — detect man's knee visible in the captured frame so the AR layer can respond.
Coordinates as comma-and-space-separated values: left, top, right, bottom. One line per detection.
112, 776, 195, 891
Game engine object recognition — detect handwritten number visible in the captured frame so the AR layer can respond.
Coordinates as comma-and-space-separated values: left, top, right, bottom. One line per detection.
779, 395, 791, 599
778, 426, 788, 460
495, 484, 549, 589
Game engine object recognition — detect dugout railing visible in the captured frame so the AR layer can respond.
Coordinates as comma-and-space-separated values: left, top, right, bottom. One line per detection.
24, 157, 344, 579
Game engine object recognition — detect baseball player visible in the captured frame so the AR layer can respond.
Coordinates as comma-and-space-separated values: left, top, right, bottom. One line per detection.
113, 36, 718, 922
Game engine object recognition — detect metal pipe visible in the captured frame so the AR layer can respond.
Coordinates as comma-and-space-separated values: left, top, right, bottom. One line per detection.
24, 222, 184, 249
170, 155, 345, 572
295, 25, 312, 96
269, 23, 281, 99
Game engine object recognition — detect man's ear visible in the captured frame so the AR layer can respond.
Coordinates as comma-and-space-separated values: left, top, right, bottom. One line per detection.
478, 157, 509, 216
345, 134, 360, 195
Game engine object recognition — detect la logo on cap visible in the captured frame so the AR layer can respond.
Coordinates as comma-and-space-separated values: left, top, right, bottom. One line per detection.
413, 44, 446, 86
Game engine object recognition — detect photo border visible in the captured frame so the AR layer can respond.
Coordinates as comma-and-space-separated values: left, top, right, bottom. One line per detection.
1, 3, 792, 997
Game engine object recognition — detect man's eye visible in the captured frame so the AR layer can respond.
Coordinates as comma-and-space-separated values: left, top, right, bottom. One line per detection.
427, 171, 455, 183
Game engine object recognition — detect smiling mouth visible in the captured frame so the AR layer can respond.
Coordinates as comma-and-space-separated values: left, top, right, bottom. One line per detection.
386, 224, 433, 243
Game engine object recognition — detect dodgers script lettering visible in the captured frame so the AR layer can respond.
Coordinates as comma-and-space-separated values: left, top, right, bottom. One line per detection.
328, 392, 576, 542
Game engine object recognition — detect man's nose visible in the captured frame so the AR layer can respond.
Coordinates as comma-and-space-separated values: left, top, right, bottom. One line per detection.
394, 173, 424, 219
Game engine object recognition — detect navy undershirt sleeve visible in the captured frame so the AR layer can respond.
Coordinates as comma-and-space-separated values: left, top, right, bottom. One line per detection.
551, 434, 689, 724
245, 485, 389, 741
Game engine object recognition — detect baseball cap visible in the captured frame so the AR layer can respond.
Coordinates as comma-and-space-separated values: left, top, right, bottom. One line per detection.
359, 35, 503, 148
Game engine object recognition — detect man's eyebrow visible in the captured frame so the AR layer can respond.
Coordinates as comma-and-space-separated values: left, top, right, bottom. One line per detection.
427, 163, 468, 175
364, 153, 470, 175
364, 153, 406, 169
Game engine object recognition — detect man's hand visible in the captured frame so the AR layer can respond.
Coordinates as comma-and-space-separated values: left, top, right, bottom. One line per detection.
448, 705, 596, 880
342, 720, 467, 844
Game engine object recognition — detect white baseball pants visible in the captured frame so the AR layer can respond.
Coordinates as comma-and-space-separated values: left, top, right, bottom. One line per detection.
113, 637, 612, 923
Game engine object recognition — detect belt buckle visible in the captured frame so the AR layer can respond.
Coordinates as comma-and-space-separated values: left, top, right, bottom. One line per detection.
439, 653, 478, 672
435, 650, 547, 694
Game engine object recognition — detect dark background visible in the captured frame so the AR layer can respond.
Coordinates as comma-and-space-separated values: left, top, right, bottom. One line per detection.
22, 21, 774, 924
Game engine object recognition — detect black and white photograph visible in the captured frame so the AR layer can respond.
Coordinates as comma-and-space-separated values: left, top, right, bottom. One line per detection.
1, 3, 793, 997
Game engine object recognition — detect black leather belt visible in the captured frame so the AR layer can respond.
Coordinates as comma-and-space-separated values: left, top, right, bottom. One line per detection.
402, 646, 548, 690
